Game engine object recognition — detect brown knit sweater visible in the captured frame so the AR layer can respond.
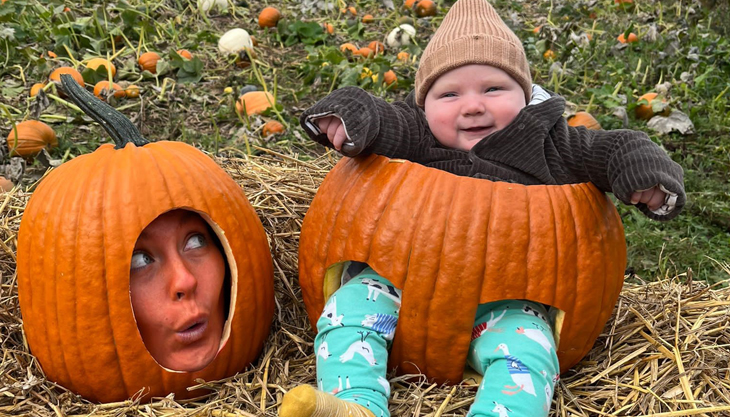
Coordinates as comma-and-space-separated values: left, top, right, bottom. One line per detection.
300, 86, 685, 221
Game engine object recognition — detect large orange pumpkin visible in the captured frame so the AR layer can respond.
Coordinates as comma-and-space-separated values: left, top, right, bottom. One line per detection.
299, 155, 627, 383
17, 74, 275, 403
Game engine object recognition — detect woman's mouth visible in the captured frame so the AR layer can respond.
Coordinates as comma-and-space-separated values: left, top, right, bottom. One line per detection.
176, 320, 208, 344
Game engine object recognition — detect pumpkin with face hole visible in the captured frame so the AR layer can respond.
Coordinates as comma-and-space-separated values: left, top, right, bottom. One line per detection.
299, 154, 627, 383
17, 74, 275, 403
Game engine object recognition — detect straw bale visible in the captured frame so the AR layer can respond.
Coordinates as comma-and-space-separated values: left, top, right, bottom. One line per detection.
0, 149, 728, 417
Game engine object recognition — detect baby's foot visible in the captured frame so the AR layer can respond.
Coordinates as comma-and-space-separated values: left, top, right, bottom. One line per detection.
279, 385, 374, 417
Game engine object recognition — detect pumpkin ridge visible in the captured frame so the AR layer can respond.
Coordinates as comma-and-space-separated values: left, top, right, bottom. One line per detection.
573, 184, 620, 358
543, 185, 560, 307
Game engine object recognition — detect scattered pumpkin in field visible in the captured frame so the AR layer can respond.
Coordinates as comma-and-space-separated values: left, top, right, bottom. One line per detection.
339, 43, 359, 54
383, 70, 397, 86
49, 67, 84, 88
93, 81, 125, 100
397, 51, 410, 63
635, 92, 670, 120
403, 0, 417, 10
219, 28, 253, 55
543, 49, 556, 59
362, 14, 374, 23
0, 176, 14, 192
258, 6, 281, 28
386, 24, 416, 48
356, 47, 374, 58
262, 120, 286, 137
340, 6, 357, 16
85, 58, 116, 78
6, 120, 58, 157
568, 111, 602, 130
617, 32, 639, 43
322, 22, 335, 35
138, 51, 161, 73
16, 73, 275, 403
368, 41, 385, 54
125, 84, 140, 98
30, 83, 46, 97
198, 0, 228, 14
298, 154, 627, 384
533, 25, 542, 34
415, 0, 437, 17
236, 91, 276, 116
177, 49, 193, 60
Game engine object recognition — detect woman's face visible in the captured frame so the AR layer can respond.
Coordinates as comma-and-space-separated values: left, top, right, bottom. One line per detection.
130, 210, 227, 372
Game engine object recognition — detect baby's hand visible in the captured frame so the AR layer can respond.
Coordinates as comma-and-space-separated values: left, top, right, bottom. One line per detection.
630, 185, 667, 211
316, 116, 349, 151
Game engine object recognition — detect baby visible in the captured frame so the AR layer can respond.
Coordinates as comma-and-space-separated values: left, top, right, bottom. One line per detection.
130, 209, 229, 372
281, 0, 685, 416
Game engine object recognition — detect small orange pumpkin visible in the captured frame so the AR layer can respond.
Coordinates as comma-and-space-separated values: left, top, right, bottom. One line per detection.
403, 0, 417, 10
322, 22, 335, 35
85, 58, 117, 78
635, 92, 670, 120
362, 14, 374, 23
617, 32, 639, 43
356, 47, 374, 58
262, 120, 286, 137
397, 51, 410, 63
30, 83, 46, 97
568, 111, 601, 130
125, 84, 140, 98
258, 6, 281, 28
368, 41, 386, 54
17, 74, 275, 403
138, 51, 161, 73
339, 43, 359, 54
383, 70, 397, 86
415, 0, 437, 17
49, 67, 84, 88
6, 120, 58, 157
93, 80, 125, 100
176, 49, 193, 60
543, 49, 556, 60
235, 91, 276, 116
299, 155, 627, 384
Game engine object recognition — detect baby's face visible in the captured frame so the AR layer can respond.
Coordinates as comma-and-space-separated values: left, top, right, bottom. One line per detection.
424, 64, 526, 151
129, 209, 227, 372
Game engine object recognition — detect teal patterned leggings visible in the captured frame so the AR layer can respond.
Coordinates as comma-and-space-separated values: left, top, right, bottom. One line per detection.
314, 267, 560, 417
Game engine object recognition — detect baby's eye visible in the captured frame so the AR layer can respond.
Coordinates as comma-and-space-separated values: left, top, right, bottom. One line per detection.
485, 87, 501, 93
440, 92, 457, 98
131, 252, 153, 270
185, 234, 207, 251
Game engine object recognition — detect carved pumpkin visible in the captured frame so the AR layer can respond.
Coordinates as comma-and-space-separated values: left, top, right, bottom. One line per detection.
6, 120, 58, 157
299, 155, 627, 383
258, 6, 281, 28
568, 111, 601, 130
138, 51, 161, 73
17, 74, 275, 403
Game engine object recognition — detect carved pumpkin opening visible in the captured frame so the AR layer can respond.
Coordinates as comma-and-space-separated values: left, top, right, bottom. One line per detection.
323, 261, 567, 380
129, 208, 237, 373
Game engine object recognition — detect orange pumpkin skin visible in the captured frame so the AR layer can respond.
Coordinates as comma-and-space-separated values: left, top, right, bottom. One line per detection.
17, 76, 275, 403
568, 111, 601, 130
138, 51, 161, 73
299, 155, 627, 383
6, 120, 58, 157
258, 6, 281, 28
49, 67, 84, 87
236, 91, 275, 116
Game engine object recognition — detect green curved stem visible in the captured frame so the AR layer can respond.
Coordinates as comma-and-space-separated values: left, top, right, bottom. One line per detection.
59, 74, 148, 149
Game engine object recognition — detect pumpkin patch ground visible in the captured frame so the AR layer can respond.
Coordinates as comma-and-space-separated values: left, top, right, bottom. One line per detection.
1, 0, 729, 415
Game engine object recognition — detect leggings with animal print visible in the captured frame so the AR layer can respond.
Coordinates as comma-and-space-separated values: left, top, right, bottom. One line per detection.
314, 267, 559, 417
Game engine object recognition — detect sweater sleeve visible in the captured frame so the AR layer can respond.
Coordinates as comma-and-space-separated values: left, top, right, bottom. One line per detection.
299, 87, 434, 159
553, 121, 686, 221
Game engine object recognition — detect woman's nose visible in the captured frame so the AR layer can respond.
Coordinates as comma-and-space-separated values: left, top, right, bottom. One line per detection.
168, 256, 198, 300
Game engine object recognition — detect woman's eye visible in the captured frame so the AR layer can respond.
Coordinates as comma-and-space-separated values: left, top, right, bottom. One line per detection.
185, 234, 207, 250
131, 252, 153, 270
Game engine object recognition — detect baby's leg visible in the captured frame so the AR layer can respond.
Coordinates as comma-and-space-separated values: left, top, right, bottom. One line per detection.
466, 300, 559, 417
280, 268, 400, 417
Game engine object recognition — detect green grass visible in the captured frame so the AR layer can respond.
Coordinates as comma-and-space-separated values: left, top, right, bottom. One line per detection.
1, 0, 728, 283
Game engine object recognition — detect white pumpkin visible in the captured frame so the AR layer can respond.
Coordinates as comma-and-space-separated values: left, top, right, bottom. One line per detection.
198, 0, 228, 13
386, 24, 416, 49
218, 28, 253, 55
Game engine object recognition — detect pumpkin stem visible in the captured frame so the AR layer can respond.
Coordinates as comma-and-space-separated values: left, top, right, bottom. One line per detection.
59, 73, 148, 148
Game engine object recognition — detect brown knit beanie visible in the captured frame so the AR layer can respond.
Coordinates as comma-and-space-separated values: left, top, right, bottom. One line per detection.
415, 0, 532, 107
